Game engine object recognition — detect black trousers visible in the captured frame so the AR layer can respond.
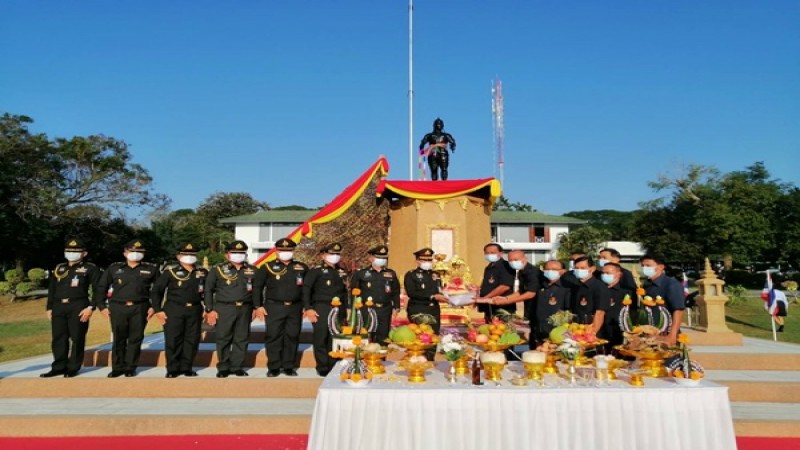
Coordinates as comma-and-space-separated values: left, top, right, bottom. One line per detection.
406, 301, 441, 360
372, 305, 394, 345
50, 300, 90, 372
428, 150, 450, 181
163, 302, 203, 373
264, 301, 303, 370
109, 302, 148, 372
214, 302, 252, 372
310, 302, 346, 372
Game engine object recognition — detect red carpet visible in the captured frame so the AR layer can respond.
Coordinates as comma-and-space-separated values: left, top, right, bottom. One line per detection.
1, 435, 798, 450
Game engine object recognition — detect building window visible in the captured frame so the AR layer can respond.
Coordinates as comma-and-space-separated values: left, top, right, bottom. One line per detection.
529, 226, 546, 243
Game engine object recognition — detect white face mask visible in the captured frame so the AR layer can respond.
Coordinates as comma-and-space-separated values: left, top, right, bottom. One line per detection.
64, 252, 83, 262
126, 252, 144, 262
278, 251, 294, 262
179, 255, 197, 265
419, 262, 433, 271
641, 266, 657, 278
228, 253, 247, 264
485, 254, 500, 263
325, 254, 341, 265
373, 258, 387, 267
598, 259, 609, 267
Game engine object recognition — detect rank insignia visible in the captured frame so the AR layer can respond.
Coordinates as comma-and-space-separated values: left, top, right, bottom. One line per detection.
580, 298, 588, 306
549, 297, 557, 306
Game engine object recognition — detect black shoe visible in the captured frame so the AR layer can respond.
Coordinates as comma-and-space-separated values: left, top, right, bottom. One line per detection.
267, 369, 281, 377
778, 325, 784, 332
166, 372, 179, 378
40, 370, 65, 378
282, 368, 299, 377
124, 370, 137, 377
232, 369, 249, 377
107, 370, 125, 378
64, 370, 79, 378
316, 369, 330, 377
183, 370, 198, 377
216, 370, 230, 378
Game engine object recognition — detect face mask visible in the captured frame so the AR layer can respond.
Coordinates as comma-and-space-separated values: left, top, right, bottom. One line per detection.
179, 255, 197, 265
642, 266, 657, 278
278, 251, 294, 262
485, 254, 500, 263
601, 273, 616, 285
373, 258, 387, 267
64, 252, 82, 262
598, 259, 609, 267
325, 254, 341, 265
228, 253, 246, 264
543, 270, 560, 281
573, 269, 590, 280
420, 262, 433, 271
509, 260, 524, 271
126, 252, 144, 262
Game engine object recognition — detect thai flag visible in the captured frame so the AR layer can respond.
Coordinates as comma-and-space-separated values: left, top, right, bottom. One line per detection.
761, 271, 778, 316
682, 272, 689, 297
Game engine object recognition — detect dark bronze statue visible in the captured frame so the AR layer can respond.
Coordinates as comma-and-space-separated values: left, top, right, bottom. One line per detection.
418, 118, 456, 181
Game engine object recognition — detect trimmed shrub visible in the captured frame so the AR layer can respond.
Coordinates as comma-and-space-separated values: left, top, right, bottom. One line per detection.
3, 269, 23, 286
0, 282, 11, 295
27, 268, 47, 285
724, 285, 748, 306
14, 282, 37, 295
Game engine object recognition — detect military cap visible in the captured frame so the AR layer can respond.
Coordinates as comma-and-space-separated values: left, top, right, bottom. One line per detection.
225, 240, 249, 252
275, 238, 297, 251
413, 247, 435, 261
320, 242, 343, 254
64, 238, 86, 252
124, 239, 146, 252
178, 243, 198, 254
368, 245, 389, 257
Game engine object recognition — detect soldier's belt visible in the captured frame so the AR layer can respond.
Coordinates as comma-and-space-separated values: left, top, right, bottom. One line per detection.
267, 299, 297, 306
408, 300, 437, 307
112, 300, 148, 306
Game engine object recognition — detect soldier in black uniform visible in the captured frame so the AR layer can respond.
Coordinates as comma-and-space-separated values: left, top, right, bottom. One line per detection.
531, 260, 571, 346
418, 117, 457, 181
96, 239, 158, 378
41, 238, 101, 378
256, 238, 308, 378
151, 243, 208, 378
204, 240, 266, 378
403, 248, 447, 359
599, 262, 634, 350
302, 242, 348, 377
476, 243, 514, 322
569, 256, 611, 338
350, 245, 401, 345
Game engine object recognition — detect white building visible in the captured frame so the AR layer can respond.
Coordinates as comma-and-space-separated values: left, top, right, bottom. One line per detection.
220, 209, 586, 264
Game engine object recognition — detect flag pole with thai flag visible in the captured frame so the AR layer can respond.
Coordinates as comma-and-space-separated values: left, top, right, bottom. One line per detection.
762, 270, 778, 341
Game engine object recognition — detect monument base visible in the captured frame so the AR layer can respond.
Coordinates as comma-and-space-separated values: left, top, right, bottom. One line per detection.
683, 328, 743, 346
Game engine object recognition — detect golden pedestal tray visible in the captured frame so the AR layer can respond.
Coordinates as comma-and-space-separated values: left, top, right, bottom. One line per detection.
543, 354, 561, 373
398, 360, 435, 383
362, 351, 389, 375
616, 347, 678, 378
482, 362, 507, 382
387, 340, 438, 360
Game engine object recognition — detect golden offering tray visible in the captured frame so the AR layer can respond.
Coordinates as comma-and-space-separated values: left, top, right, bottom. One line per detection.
398, 360, 435, 383
481, 362, 506, 382
616, 346, 678, 378
362, 350, 389, 375
387, 340, 438, 360
466, 339, 526, 352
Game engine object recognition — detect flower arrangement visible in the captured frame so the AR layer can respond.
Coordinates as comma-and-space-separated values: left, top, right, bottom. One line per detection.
336, 336, 374, 385
620, 294, 671, 334
328, 288, 378, 338
437, 330, 466, 361
557, 338, 581, 362
668, 334, 704, 382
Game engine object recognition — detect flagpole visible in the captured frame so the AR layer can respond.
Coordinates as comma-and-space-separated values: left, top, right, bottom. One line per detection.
408, 0, 414, 180
771, 316, 777, 342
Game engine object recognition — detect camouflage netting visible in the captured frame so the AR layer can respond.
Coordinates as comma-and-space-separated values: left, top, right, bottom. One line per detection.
293, 177, 389, 270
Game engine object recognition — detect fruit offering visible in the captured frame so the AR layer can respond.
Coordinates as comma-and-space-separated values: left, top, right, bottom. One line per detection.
467, 317, 522, 345
388, 322, 440, 345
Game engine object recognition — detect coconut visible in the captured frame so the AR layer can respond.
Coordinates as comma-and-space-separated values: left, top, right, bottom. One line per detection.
480, 351, 507, 365
389, 325, 416, 343
522, 351, 546, 364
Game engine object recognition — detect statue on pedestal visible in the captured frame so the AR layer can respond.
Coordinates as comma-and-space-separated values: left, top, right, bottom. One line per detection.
419, 118, 457, 181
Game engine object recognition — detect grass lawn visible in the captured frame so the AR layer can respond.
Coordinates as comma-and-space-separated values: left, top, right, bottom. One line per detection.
720, 292, 798, 344
0, 296, 163, 364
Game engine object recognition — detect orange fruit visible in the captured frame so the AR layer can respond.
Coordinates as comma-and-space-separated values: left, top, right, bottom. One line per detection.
489, 335, 500, 342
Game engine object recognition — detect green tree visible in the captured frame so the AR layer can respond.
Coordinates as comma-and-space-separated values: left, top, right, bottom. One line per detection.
562, 209, 636, 240
492, 195, 535, 212
556, 226, 612, 260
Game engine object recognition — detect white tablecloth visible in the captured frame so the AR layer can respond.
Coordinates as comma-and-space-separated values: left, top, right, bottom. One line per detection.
307, 361, 736, 450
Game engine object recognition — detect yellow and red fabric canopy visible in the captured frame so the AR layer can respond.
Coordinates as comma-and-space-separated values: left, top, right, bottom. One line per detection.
375, 178, 501, 202
253, 156, 390, 266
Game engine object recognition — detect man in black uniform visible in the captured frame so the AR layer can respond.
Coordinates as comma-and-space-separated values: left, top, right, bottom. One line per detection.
476, 243, 514, 322
531, 260, 571, 346
151, 243, 208, 378
569, 256, 611, 339
598, 248, 637, 293
418, 117, 457, 181
42, 238, 101, 378
303, 243, 349, 377
403, 248, 447, 359
256, 238, 308, 378
640, 254, 685, 346
96, 239, 158, 378
205, 240, 266, 378
599, 262, 634, 350
350, 245, 401, 345
480, 250, 540, 314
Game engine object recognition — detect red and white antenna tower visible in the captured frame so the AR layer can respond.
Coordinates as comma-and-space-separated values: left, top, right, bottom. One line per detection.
491, 78, 505, 186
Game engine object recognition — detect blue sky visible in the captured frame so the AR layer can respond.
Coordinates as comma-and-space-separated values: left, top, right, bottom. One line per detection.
2, 1, 798, 216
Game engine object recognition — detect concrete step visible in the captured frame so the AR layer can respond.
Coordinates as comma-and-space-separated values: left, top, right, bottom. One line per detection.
693, 353, 800, 371
731, 402, 800, 438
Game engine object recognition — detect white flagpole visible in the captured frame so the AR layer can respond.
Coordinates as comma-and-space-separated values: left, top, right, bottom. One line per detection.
772, 315, 777, 342
408, 0, 414, 180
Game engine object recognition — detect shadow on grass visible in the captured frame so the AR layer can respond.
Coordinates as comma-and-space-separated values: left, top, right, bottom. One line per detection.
725, 315, 762, 329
